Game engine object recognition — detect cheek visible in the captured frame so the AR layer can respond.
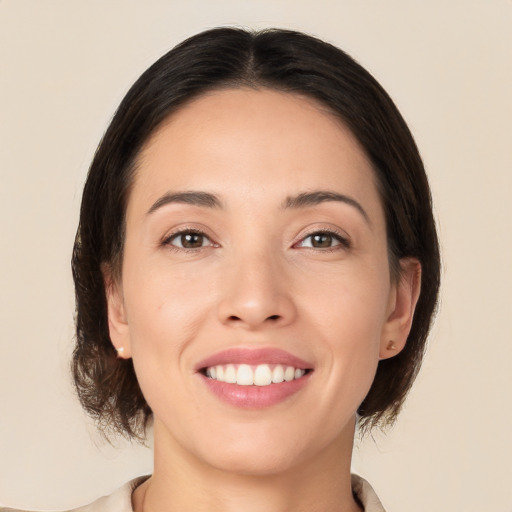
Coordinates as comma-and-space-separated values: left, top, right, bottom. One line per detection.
124, 258, 213, 334
299, 267, 390, 397
121, 269, 210, 415
301, 264, 390, 342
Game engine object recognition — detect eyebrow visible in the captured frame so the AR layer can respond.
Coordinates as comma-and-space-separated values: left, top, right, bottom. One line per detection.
282, 191, 370, 224
147, 191, 222, 215
146, 189, 369, 225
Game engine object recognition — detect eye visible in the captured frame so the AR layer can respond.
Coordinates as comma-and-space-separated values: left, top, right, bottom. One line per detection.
164, 230, 214, 250
296, 230, 350, 250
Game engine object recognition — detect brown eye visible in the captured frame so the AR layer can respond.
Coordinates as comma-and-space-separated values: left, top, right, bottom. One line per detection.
311, 233, 334, 248
167, 231, 212, 249
296, 231, 350, 250
181, 233, 204, 248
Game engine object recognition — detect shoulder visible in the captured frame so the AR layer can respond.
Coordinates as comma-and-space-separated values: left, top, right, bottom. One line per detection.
0, 476, 149, 512
351, 474, 387, 512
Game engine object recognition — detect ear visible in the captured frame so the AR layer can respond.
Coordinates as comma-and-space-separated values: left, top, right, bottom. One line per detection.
379, 258, 422, 360
102, 264, 132, 359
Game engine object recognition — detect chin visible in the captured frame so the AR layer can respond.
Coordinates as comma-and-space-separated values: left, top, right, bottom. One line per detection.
194, 418, 349, 478
204, 444, 306, 477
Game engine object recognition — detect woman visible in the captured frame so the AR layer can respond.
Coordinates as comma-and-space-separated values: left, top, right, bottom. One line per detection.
5, 27, 440, 512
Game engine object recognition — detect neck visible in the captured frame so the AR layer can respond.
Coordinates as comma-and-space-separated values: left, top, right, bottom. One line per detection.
133, 418, 362, 512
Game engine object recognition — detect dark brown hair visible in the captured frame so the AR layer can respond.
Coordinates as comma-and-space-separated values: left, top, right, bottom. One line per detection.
71, 27, 440, 439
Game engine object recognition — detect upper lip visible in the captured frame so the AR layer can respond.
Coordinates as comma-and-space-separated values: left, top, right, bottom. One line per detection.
195, 347, 313, 372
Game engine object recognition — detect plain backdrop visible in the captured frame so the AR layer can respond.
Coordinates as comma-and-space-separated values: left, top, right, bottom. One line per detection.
1, 1, 511, 511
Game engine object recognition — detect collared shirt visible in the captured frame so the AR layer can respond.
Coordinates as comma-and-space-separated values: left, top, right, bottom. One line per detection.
1, 474, 386, 512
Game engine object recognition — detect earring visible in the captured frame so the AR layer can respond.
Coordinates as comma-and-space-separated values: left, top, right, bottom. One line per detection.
386, 341, 396, 351
116, 347, 125, 357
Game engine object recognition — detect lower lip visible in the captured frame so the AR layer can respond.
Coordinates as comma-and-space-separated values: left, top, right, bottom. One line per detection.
200, 373, 311, 409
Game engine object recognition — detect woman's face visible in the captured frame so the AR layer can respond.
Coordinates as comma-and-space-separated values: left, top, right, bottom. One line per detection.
107, 88, 414, 475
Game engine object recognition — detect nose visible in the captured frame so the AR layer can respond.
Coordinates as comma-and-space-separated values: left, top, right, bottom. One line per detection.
217, 249, 297, 330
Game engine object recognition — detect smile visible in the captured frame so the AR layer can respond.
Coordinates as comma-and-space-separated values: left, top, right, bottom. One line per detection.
204, 364, 307, 386
196, 348, 314, 408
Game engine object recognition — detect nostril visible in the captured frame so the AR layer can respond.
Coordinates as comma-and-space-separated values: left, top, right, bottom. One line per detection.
223, 311, 286, 326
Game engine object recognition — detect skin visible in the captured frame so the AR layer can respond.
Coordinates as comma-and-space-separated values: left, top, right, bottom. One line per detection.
106, 88, 421, 512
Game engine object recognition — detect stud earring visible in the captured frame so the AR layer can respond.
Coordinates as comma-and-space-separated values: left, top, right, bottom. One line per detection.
116, 347, 125, 357
387, 341, 396, 351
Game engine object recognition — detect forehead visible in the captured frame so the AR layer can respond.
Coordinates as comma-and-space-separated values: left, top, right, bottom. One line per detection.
129, 88, 382, 219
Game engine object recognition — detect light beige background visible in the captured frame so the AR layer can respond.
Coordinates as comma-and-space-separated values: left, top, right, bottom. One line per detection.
1, 1, 511, 511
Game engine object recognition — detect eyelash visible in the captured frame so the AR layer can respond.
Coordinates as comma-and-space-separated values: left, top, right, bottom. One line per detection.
162, 228, 216, 252
162, 227, 351, 253
294, 229, 351, 252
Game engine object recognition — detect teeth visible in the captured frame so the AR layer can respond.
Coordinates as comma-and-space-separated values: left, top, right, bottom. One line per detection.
272, 365, 284, 383
237, 364, 254, 385
205, 363, 306, 386
225, 364, 237, 384
254, 364, 272, 386
284, 366, 295, 382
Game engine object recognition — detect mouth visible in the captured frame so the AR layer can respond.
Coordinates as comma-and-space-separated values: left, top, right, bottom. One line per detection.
195, 348, 314, 408
200, 363, 310, 386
